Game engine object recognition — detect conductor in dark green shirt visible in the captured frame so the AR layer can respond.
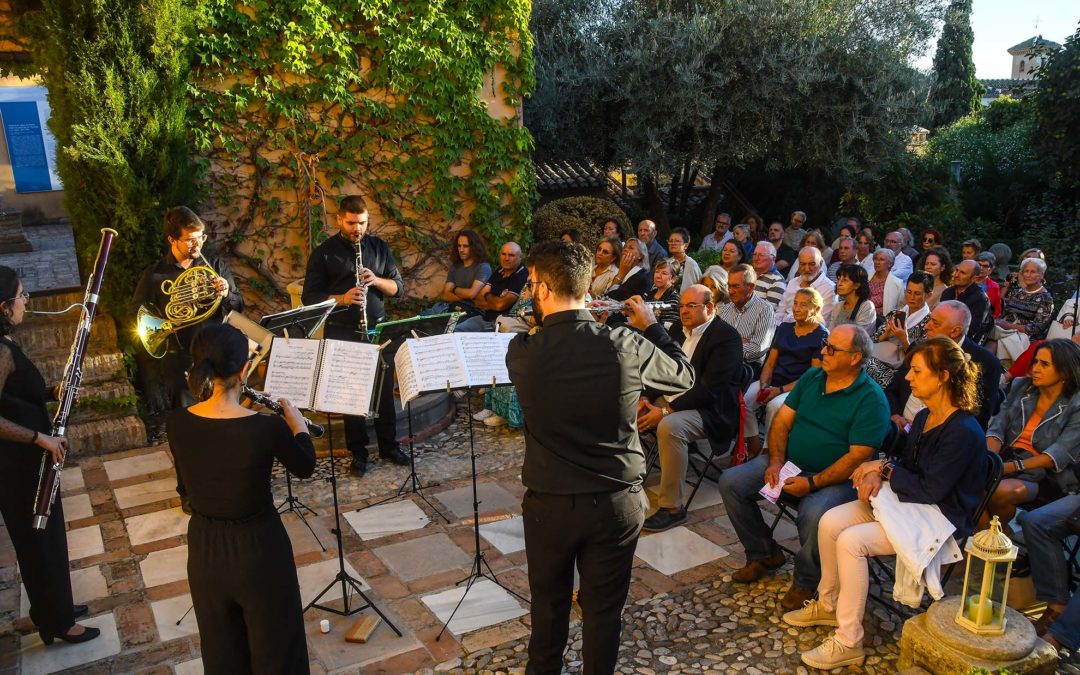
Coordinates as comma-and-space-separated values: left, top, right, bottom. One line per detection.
507, 239, 693, 674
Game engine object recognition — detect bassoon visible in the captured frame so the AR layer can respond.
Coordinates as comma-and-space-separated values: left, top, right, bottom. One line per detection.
32, 228, 119, 530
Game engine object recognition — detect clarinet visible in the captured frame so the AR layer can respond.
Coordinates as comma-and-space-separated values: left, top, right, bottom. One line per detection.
355, 234, 369, 342
32, 228, 119, 530
241, 386, 325, 438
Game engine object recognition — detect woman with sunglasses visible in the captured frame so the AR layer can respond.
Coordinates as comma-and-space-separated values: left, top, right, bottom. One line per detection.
920, 228, 944, 252
0, 266, 99, 646
590, 236, 622, 298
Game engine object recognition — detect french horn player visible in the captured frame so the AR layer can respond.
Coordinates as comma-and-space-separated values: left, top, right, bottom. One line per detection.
133, 206, 244, 428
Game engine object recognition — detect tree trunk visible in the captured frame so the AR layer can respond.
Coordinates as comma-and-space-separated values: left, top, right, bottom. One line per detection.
699, 163, 725, 238
678, 166, 699, 221
642, 174, 670, 231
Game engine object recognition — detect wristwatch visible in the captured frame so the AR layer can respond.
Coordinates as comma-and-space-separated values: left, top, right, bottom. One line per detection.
660, 406, 670, 417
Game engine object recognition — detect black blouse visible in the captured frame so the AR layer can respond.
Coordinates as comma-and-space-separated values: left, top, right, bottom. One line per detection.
167, 409, 316, 520
0, 336, 50, 466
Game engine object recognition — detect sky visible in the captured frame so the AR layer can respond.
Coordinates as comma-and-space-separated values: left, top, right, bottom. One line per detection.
913, 0, 1078, 78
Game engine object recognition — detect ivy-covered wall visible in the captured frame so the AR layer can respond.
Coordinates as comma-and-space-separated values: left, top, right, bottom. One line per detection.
191, 0, 536, 312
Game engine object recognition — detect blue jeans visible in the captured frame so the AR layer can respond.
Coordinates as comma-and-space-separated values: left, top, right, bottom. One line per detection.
1017, 494, 1080, 605
455, 315, 495, 332
1050, 589, 1080, 651
717, 454, 857, 590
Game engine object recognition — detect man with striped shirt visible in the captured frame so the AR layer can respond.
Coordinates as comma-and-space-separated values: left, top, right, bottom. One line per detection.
719, 265, 776, 375
752, 242, 787, 308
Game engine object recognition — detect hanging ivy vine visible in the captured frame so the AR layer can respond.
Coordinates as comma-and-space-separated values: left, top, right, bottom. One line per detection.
189, 0, 536, 307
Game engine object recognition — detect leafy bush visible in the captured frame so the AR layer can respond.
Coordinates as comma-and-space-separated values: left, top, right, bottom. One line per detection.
532, 197, 629, 251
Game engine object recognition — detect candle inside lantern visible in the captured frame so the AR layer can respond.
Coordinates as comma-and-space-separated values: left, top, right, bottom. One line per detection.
964, 595, 999, 625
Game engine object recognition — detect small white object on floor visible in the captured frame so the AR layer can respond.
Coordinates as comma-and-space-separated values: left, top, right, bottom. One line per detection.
483, 414, 507, 427
319, 619, 331, 633
472, 409, 494, 421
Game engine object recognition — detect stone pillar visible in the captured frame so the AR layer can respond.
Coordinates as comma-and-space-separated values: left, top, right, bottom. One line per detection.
898, 596, 1058, 674
0, 209, 33, 253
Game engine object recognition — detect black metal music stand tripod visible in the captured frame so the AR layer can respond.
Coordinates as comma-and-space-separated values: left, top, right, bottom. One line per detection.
276, 471, 325, 551
304, 416, 402, 633
436, 385, 528, 640
367, 399, 451, 522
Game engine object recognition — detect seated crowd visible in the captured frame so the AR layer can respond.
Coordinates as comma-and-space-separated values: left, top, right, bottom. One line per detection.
437, 214, 1080, 667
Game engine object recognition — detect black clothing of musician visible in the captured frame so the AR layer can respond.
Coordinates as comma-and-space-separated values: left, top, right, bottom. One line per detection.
507, 308, 693, 674
132, 249, 244, 412
302, 231, 405, 467
167, 410, 316, 674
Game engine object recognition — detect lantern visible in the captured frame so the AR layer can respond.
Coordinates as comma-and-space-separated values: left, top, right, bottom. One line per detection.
955, 516, 1018, 635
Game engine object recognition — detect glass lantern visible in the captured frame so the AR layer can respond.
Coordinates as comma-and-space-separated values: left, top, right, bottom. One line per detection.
955, 516, 1018, 635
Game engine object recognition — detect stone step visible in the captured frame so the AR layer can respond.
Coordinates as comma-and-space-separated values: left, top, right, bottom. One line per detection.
15, 311, 119, 354
34, 350, 127, 389
68, 380, 138, 425
65, 414, 147, 458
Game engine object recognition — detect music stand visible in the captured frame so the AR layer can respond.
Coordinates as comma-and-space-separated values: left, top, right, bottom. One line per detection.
260, 299, 337, 338
365, 313, 461, 521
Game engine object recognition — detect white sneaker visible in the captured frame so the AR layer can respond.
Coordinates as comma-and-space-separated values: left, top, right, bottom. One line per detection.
473, 409, 495, 421
484, 414, 507, 427
800, 636, 865, 670
783, 599, 838, 627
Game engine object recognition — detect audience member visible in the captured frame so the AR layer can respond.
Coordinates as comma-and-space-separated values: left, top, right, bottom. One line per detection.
718, 265, 776, 374
879, 231, 913, 282
752, 242, 787, 309
456, 241, 527, 332
786, 231, 831, 282
920, 227, 944, 253
590, 237, 622, 298
699, 265, 729, 305
699, 212, 733, 252
828, 264, 876, 335
885, 300, 1002, 430
732, 224, 755, 261
601, 219, 625, 241
744, 288, 828, 457
647, 261, 682, 333
897, 227, 921, 266
768, 220, 798, 274
865, 272, 933, 387
916, 245, 953, 308
720, 239, 746, 276
788, 337, 987, 670
866, 249, 905, 318
436, 229, 491, 317
829, 223, 859, 264
604, 237, 651, 301
1018, 491, 1080, 637
1002, 247, 1046, 297
638, 285, 743, 531
783, 211, 809, 251
940, 260, 993, 344
666, 227, 702, 293
638, 220, 668, 271
986, 339, 1080, 524
854, 233, 876, 271
744, 213, 766, 242
827, 237, 857, 282
560, 228, 582, 244
991, 257, 1056, 368
776, 247, 836, 326
961, 239, 982, 261
718, 325, 890, 610
975, 251, 1003, 317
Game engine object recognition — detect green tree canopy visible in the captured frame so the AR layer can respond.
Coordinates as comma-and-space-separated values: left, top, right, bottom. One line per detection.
927, 0, 981, 130
1034, 23, 1080, 198
528, 0, 941, 231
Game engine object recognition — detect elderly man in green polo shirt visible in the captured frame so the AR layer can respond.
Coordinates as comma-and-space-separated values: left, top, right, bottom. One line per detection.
717, 324, 890, 611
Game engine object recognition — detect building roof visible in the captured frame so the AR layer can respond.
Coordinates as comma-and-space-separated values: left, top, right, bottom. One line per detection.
1008, 35, 1062, 54
979, 78, 1027, 89
534, 159, 608, 192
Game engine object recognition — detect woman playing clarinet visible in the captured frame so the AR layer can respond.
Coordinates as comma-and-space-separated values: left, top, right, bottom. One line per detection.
167, 323, 315, 673
0, 266, 99, 645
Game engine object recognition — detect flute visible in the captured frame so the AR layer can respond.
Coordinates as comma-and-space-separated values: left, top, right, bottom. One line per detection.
241, 386, 325, 438
517, 299, 677, 319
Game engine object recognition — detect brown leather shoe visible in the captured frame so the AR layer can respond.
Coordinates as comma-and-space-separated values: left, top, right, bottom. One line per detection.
1034, 605, 1065, 637
731, 552, 786, 583
781, 584, 815, 611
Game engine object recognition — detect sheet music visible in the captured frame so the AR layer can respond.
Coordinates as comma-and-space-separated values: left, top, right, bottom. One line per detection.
314, 339, 380, 416
395, 334, 468, 404
262, 338, 322, 409
459, 333, 514, 386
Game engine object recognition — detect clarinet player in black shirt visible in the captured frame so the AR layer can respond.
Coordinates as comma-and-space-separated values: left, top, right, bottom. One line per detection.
507, 241, 694, 674
167, 323, 315, 674
0, 267, 99, 646
302, 195, 408, 477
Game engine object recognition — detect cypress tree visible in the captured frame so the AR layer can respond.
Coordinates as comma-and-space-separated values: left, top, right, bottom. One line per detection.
928, 0, 982, 130
1034, 24, 1080, 197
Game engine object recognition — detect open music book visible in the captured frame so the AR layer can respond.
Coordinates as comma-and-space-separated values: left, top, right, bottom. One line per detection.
395, 332, 515, 405
262, 337, 381, 416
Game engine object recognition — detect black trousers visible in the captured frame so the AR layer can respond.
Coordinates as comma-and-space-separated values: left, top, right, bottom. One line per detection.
521, 486, 645, 675
187, 511, 309, 675
0, 453, 75, 635
323, 325, 398, 463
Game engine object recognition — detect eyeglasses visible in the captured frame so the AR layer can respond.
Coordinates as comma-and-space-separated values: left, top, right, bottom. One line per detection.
524, 279, 545, 293
679, 302, 709, 309
923, 238, 936, 244
667, 239, 685, 246
821, 337, 855, 356
177, 233, 206, 245
5, 291, 29, 303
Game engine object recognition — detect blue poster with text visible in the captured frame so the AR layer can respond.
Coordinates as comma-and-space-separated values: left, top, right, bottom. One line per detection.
0, 101, 52, 193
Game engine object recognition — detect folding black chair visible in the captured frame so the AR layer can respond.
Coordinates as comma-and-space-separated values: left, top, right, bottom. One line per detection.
684, 363, 755, 509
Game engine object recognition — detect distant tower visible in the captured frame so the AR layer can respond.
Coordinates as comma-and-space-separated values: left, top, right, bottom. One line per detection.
1009, 35, 1062, 79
